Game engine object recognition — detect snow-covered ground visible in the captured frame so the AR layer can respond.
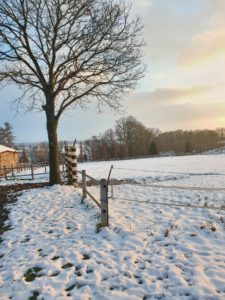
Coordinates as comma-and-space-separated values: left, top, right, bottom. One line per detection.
0, 154, 225, 299
80, 154, 225, 188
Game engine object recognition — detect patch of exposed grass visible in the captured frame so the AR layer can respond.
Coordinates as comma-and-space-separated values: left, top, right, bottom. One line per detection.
50, 271, 60, 277
65, 284, 76, 292
190, 233, 197, 237
65, 283, 86, 292
51, 255, 60, 260
164, 228, 170, 237
62, 262, 73, 269
28, 290, 39, 300
24, 267, 42, 282
82, 254, 90, 260
86, 267, 93, 273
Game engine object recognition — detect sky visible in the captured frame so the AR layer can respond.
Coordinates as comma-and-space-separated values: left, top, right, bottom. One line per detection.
0, 0, 225, 143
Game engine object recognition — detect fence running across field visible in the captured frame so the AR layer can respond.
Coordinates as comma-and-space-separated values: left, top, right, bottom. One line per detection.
1, 159, 224, 228
73, 165, 225, 230
107, 166, 225, 211
0, 163, 49, 180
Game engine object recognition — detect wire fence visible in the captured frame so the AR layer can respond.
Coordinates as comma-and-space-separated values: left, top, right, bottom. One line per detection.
106, 165, 225, 212
120, 182, 225, 192
113, 166, 225, 176
110, 166, 225, 190
111, 196, 225, 211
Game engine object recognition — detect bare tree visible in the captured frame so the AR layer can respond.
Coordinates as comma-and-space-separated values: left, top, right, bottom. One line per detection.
0, 0, 145, 185
115, 116, 153, 157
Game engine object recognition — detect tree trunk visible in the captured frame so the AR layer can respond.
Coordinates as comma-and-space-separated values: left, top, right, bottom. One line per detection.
46, 110, 61, 185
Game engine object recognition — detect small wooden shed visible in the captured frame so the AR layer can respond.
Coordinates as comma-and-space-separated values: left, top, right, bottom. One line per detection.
0, 145, 19, 173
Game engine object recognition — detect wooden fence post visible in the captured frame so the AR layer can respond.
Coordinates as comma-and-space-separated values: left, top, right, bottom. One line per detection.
82, 170, 87, 200
100, 178, 108, 227
4, 166, 7, 180
11, 165, 14, 177
31, 164, 34, 180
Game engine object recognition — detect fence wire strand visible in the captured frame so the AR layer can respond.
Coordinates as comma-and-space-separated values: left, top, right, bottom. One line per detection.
113, 167, 225, 176
121, 182, 225, 192
112, 196, 225, 211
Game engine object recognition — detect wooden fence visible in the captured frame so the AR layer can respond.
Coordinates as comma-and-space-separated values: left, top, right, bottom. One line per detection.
78, 170, 109, 227
63, 143, 109, 227
0, 163, 66, 181
1, 154, 109, 227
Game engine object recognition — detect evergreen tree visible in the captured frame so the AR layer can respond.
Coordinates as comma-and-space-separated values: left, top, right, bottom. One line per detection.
0, 122, 15, 147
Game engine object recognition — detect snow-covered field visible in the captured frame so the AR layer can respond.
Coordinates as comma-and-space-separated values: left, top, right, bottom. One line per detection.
0, 154, 225, 299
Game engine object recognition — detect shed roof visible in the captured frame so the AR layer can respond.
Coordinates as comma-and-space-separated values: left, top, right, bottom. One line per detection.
0, 145, 18, 153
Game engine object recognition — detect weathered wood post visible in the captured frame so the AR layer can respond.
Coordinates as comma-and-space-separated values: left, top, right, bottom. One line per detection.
82, 170, 87, 200
100, 178, 108, 227
4, 166, 7, 180
11, 165, 14, 177
31, 164, 34, 180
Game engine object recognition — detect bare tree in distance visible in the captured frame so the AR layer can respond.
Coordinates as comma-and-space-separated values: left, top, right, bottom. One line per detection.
0, 0, 145, 185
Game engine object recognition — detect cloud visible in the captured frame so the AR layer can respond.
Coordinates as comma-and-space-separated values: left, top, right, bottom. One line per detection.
178, 21, 225, 69
125, 84, 225, 130
127, 99, 225, 131
136, 0, 152, 8
127, 85, 211, 107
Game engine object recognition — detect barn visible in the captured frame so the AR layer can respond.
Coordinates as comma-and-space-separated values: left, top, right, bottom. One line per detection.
0, 145, 19, 173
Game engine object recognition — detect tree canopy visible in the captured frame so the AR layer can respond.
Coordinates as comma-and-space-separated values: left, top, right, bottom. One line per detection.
0, 0, 145, 184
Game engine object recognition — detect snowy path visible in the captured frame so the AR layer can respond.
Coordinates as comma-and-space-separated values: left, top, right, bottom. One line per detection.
0, 182, 225, 300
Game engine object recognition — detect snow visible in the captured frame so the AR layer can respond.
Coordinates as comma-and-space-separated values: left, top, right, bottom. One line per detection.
0, 144, 18, 153
80, 154, 225, 188
0, 154, 225, 299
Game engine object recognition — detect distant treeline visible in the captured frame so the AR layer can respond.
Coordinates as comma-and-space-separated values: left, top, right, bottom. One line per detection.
12, 116, 225, 163
80, 116, 225, 161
